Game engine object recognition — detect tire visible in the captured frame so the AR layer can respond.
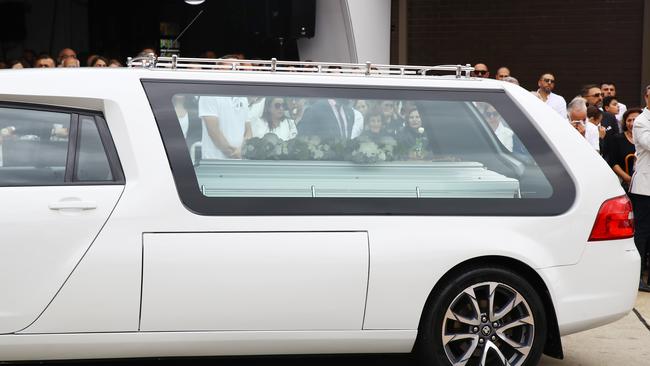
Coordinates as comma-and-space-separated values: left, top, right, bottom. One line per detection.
416, 266, 547, 366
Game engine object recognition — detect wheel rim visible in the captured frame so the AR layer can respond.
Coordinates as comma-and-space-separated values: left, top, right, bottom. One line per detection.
440, 281, 535, 366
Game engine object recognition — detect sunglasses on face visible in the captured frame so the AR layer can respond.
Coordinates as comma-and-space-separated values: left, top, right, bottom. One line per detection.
588, 93, 603, 98
272, 102, 285, 109
542, 78, 555, 84
485, 111, 499, 118
474, 70, 488, 75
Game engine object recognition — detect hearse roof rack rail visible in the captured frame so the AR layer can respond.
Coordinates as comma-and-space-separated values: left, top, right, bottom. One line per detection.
127, 54, 475, 79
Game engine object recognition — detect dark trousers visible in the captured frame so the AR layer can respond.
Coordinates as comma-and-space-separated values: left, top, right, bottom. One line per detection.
630, 193, 650, 281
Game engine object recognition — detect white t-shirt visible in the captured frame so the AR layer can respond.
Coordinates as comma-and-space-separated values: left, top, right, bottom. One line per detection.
248, 98, 265, 121
251, 117, 297, 141
584, 122, 600, 152
616, 101, 627, 123
545, 92, 567, 117
494, 122, 514, 152
198, 96, 249, 159
351, 109, 364, 139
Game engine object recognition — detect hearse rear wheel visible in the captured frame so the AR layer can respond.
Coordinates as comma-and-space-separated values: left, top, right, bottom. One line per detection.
417, 267, 547, 366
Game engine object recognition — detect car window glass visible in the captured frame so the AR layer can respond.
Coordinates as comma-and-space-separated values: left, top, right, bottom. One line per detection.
0, 107, 70, 186
75, 116, 113, 182
170, 94, 551, 200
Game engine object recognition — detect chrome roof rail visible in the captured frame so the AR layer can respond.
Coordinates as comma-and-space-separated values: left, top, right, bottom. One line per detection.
128, 55, 475, 79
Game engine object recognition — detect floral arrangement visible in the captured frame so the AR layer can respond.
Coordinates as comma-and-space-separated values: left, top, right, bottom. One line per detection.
241, 133, 286, 160
242, 132, 422, 164
346, 134, 401, 163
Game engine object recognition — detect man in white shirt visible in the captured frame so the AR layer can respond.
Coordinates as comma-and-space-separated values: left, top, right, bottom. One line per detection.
629, 85, 650, 291
533, 73, 567, 117
198, 96, 251, 159
601, 82, 627, 122
476, 102, 514, 151
567, 97, 599, 150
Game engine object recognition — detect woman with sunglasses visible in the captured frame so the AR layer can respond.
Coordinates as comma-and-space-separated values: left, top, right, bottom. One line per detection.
250, 97, 297, 141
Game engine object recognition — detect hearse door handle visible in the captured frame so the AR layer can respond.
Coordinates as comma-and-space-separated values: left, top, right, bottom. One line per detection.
49, 200, 98, 211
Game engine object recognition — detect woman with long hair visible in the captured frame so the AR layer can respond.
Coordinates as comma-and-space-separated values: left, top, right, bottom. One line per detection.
397, 108, 430, 160
250, 97, 297, 140
609, 108, 643, 190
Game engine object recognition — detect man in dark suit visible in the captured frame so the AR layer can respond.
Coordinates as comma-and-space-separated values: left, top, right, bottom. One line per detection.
600, 109, 620, 160
298, 99, 355, 139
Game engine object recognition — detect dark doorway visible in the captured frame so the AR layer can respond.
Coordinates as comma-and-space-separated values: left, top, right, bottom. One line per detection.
88, 0, 301, 61
0, 0, 314, 65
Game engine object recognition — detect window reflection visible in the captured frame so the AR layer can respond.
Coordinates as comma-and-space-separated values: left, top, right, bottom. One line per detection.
0, 108, 70, 185
171, 94, 551, 199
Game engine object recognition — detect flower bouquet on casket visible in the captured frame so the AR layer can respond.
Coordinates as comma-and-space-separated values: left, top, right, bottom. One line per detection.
244, 134, 338, 161
346, 135, 387, 164
375, 135, 399, 161
285, 136, 312, 160
243, 133, 405, 164
284, 135, 347, 161
242, 133, 288, 160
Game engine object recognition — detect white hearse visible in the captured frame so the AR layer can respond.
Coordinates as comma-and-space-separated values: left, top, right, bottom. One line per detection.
0, 56, 640, 366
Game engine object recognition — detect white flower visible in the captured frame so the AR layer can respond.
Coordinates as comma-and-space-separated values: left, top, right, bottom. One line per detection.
358, 142, 379, 155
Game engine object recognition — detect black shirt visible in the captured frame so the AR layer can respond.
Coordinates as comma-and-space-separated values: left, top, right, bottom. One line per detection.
608, 133, 636, 177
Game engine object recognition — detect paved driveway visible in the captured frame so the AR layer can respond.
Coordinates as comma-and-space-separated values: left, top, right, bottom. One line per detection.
539, 291, 650, 366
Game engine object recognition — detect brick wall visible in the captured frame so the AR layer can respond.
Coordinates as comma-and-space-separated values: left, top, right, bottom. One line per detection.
397, 0, 645, 106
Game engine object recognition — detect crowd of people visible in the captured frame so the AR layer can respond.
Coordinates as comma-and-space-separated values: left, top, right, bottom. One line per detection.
0, 47, 130, 69
472, 63, 650, 292
0, 47, 242, 70
472, 64, 636, 174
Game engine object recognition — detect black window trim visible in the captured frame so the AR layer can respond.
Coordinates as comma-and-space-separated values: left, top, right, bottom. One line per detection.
64, 113, 79, 182
142, 79, 576, 216
0, 101, 125, 187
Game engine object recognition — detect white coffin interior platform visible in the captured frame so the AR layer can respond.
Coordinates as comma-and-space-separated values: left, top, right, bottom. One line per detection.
195, 160, 521, 199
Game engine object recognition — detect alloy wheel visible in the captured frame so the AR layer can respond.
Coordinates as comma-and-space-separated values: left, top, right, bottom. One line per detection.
441, 281, 535, 366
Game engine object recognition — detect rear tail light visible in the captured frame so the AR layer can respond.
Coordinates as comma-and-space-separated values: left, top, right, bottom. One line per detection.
588, 195, 635, 241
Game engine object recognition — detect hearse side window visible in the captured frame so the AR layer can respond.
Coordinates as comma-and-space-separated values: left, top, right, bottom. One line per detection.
0, 107, 71, 186
143, 81, 574, 215
176, 95, 548, 199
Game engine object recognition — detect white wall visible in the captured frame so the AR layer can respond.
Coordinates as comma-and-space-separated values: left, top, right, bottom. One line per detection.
346, 0, 391, 64
297, 0, 390, 64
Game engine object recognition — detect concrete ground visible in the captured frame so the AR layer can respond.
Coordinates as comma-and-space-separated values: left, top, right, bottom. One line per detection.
539, 291, 650, 366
